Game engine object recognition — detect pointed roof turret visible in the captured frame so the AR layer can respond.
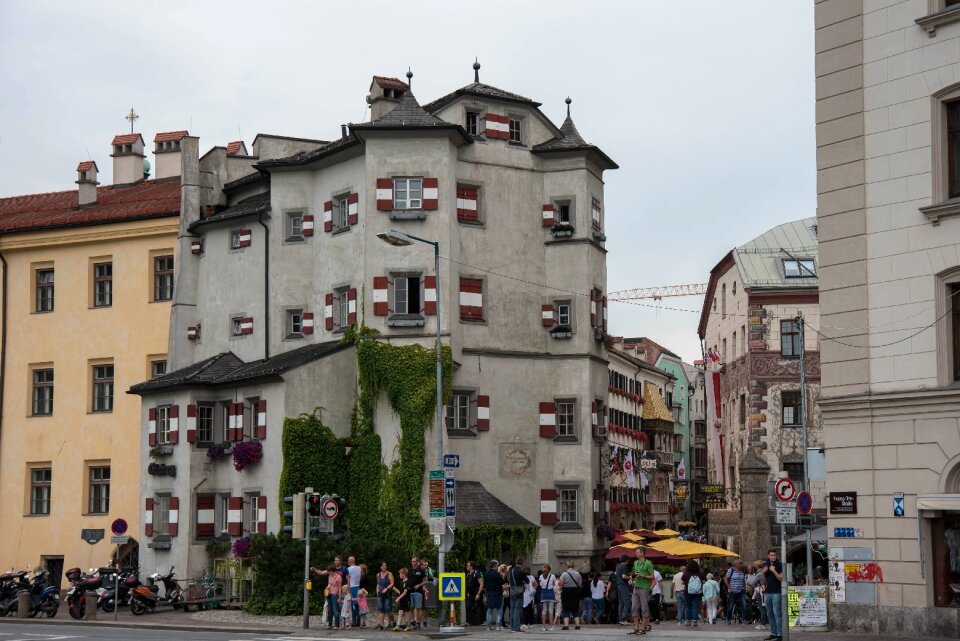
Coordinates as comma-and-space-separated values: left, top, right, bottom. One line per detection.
350, 79, 472, 144
531, 97, 618, 169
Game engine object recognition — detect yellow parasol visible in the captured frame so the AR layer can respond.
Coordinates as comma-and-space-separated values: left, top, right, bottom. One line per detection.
646, 538, 739, 559
677, 520, 697, 527
651, 528, 680, 537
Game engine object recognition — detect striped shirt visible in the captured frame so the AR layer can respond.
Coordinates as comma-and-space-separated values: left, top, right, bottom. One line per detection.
725, 567, 745, 593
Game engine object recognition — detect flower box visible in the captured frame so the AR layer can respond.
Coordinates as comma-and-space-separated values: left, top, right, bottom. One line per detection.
232, 440, 263, 471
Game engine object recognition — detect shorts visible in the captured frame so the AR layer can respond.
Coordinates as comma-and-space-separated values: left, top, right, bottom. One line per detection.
398, 596, 410, 611
378, 595, 393, 614
410, 592, 423, 609
631, 588, 650, 619
540, 600, 556, 618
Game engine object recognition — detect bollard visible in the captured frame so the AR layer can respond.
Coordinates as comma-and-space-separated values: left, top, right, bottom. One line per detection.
16, 592, 30, 618
84, 592, 97, 620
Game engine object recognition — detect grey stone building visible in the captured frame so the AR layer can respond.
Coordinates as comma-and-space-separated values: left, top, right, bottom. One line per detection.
130, 69, 618, 578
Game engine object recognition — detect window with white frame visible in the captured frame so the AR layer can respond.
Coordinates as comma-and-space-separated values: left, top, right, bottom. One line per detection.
392, 274, 422, 317
334, 287, 350, 330
393, 178, 423, 210
217, 494, 230, 535
783, 258, 816, 278
153, 256, 174, 301
93, 262, 112, 307
446, 391, 475, 433
36, 269, 54, 312
555, 200, 572, 225
556, 300, 572, 327
232, 317, 243, 337
157, 405, 172, 444
151, 360, 167, 378
558, 487, 578, 524
231, 230, 242, 250
92, 364, 114, 412
334, 194, 350, 230
286, 212, 304, 241
88, 465, 110, 514
244, 491, 260, 535
466, 111, 480, 136
782, 391, 801, 427
154, 495, 171, 536
556, 400, 576, 438
32, 368, 54, 416
508, 117, 522, 144
197, 403, 215, 446
30, 468, 52, 515
219, 401, 231, 442
287, 309, 303, 337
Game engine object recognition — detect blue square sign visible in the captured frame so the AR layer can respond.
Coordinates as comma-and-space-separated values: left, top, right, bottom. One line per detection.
439, 573, 465, 601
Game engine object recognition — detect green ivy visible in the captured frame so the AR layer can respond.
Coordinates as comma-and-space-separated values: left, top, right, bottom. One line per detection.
277, 409, 346, 524
446, 525, 540, 572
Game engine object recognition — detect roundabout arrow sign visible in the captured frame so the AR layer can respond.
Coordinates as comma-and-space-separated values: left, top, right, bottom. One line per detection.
774, 477, 796, 502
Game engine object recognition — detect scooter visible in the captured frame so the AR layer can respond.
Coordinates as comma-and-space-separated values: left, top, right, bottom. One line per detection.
24, 570, 58, 618
129, 567, 181, 615
97, 568, 138, 612
65, 567, 102, 620
0, 571, 31, 616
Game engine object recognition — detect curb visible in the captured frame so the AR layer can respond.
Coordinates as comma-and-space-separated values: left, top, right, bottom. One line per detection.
0, 616, 296, 635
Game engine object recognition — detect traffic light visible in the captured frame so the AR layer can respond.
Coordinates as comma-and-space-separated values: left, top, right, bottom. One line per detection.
282, 492, 305, 539
307, 493, 323, 517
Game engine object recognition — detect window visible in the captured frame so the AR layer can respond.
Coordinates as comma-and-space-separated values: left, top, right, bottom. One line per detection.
674, 434, 684, 452
393, 275, 422, 316
721, 338, 727, 362
93, 262, 112, 307
231, 230, 242, 249
232, 317, 243, 337
219, 400, 232, 442
950, 101, 960, 198
739, 394, 746, 428
154, 256, 174, 301
154, 495, 171, 536
508, 118, 522, 144
157, 405, 172, 445
36, 269, 54, 312
782, 391, 801, 427
559, 487, 578, 524
783, 462, 804, 485
557, 301, 572, 327
88, 466, 110, 514
781, 319, 802, 357
466, 111, 479, 136
732, 331, 737, 359
287, 309, 303, 338
30, 468, 51, 515
446, 391, 473, 433
741, 325, 747, 354
732, 281, 737, 295
556, 201, 572, 224
721, 283, 727, 317
92, 365, 114, 412
197, 403, 214, 446
218, 495, 230, 535
953, 283, 960, 380
244, 492, 260, 535
286, 212, 303, 241
335, 195, 350, 230
32, 369, 53, 416
334, 287, 349, 330
151, 360, 167, 378
556, 400, 576, 438
783, 258, 817, 278
393, 178, 422, 210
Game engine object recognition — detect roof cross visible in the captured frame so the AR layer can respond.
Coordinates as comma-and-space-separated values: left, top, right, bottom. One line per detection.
125, 107, 139, 134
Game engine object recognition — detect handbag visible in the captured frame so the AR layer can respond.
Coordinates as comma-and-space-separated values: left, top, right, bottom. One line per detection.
509, 567, 525, 597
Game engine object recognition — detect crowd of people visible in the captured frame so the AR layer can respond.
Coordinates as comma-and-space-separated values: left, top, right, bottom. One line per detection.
308, 546, 784, 640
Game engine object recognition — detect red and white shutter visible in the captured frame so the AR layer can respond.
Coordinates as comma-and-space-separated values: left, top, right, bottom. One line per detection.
168, 404, 179, 444
376, 178, 393, 211
234, 402, 245, 441
373, 277, 389, 316
238, 229, 252, 247
186, 404, 197, 444
191, 240, 202, 254
347, 288, 357, 325
602, 296, 608, 333
422, 177, 439, 210
591, 401, 600, 438
424, 276, 437, 315
196, 495, 215, 538
459, 277, 483, 320
477, 394, 490, 432
485, 113, 509, 140
593, 488, 601, 523
168, 497, 179, 537
592, 197, 602, 232
542, 304, 556, 327
148, 408, 157, 446
227, 497, 243, 536
590, 290, 597, 327
540, 489, 558, 525
324, 293, 334, 330
255, 399, 267, 440
144, 498, 154, 537
256, 496, 268, 534
347, 193, 359, 225
542, 204, 556, 227
302, 312, 314, 334
187, 326, 198, 341
539, 401, 556, 438
457, 186, 478, 222
323, 201, 333, 232
302, 214, 315, 236
240, 317, 254, 335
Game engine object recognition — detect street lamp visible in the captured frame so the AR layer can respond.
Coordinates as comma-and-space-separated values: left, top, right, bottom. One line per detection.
376, 230, 448, 576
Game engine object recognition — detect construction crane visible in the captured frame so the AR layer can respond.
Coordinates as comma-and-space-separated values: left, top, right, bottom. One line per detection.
607, 283, 708, 301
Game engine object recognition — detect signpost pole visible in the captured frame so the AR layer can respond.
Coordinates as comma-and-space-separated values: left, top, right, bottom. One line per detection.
781, 521, 789, 641
114, 549, 119, 622
798, 310, 813, 587
303, 486, 313, 630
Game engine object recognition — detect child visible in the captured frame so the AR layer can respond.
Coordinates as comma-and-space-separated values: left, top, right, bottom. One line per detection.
393, 567, 411, 632
339, 584, 353, 630
357, 587, 370, 628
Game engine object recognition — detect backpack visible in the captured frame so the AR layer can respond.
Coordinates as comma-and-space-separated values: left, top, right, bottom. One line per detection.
687, 574, 703, 595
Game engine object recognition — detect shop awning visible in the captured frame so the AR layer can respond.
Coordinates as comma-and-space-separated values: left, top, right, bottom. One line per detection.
917, 494, 960, 512
646, 538, 739, 559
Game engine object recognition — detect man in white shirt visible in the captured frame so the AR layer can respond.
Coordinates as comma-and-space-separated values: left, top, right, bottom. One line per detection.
650, 569, 663, 624
347, 556, 362, 626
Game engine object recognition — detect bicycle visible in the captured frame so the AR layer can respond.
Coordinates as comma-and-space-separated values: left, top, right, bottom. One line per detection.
181, 570, 220, 612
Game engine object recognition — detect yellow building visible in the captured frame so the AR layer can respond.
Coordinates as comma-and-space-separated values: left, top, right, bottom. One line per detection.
0, 135, 180, 586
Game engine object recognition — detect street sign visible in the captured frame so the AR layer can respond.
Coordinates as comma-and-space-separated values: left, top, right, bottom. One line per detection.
445, 477, 456, 517
776, 501, 796, 509
110, 535, 129, 545
774, 477, 796, 502
429, 469, 445, 517
443, 454, 460, 468
797, 491, 813, 516
776, 507, 797, 525
429, 518, 446, 535
322, 498, 339, 520
893, 493, 904, 517
439, 573, 465, 601
111, 518, 128, 536
833, 527, 863, 538
81, 528, 104, 545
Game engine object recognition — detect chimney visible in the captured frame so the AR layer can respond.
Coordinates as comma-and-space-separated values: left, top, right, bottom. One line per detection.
76, 161, 99, 208
367, 76, 408, 121
225, 140, 248, 156
153, 130, 189, 180
110, 133, 146, 186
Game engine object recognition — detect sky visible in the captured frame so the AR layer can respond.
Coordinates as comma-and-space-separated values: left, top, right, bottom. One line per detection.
0, 1, 816, 363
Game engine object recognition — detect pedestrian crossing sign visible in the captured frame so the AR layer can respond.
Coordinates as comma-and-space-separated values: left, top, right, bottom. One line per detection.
439, 572, 465, 601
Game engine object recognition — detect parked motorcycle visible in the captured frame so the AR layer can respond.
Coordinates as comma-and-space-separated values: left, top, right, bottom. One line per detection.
96, 567, 138, 613
0, 571, 32, 616
65, 567, 102, 620
24, 570, 58, 618
129, 567, 181, 615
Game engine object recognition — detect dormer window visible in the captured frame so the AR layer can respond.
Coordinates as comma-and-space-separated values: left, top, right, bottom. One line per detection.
783, 259, 817, 278
509, 118, 522, 144
466, 112, 480, 136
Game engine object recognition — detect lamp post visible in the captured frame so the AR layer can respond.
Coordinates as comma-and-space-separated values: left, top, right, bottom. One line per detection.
377, 230, 448, 577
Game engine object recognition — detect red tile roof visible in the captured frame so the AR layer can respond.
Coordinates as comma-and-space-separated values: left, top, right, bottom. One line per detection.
0, 179, 180, 234
225, 141, 245, 156
154, 130, 189, 143
76, 161, 98, 172
111, 133, 143, 146
373, 76, 408, 92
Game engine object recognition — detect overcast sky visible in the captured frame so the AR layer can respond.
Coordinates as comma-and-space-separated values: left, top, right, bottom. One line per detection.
0, 1, 815, 363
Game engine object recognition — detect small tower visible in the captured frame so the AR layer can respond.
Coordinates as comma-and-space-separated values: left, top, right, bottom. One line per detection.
76, 161, 99, 208
367, 75, 408, 121
110, 133, 146, 186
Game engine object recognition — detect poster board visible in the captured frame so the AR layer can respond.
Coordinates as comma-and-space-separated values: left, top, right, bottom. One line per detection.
788, 585, 828, 628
